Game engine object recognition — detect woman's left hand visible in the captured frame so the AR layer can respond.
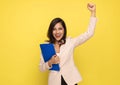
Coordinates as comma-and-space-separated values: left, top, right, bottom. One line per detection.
87, 3, 96, 13
87, 3, 96, 17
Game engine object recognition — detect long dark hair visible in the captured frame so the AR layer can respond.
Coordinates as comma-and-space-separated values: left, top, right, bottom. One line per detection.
47, 17, 67, 45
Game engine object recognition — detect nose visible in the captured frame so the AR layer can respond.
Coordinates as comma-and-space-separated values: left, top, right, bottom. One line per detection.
56, 29, 59, 33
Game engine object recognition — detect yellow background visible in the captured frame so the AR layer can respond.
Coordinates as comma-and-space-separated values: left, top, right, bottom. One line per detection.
0, 0, 120, 85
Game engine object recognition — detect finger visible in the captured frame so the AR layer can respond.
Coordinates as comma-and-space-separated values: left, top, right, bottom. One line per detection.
53, 55, 57, 57
52, 55, 57, 59
55, 57, 59, 61
56, 60, 60, 64
55, 57, 60, 64
88, 3, 95, 7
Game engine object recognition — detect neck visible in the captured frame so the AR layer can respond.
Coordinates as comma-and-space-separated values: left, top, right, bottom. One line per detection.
55, 41, 59, 45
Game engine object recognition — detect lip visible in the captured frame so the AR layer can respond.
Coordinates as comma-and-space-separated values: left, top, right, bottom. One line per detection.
55, 36, 61, 39
54, 34, 62, 40
55, 34, 61, 37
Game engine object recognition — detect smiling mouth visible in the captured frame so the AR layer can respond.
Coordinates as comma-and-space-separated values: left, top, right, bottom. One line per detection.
55, 34, 61, 38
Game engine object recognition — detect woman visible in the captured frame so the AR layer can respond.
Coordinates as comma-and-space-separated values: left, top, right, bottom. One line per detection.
40, 3, 97, 85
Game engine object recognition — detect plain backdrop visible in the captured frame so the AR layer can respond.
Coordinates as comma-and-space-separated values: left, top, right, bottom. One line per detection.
0, 0, 120, 85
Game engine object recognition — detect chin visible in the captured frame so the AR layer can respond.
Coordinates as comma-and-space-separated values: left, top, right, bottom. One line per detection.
56, 39, 61, 41
56, 38, 62, 41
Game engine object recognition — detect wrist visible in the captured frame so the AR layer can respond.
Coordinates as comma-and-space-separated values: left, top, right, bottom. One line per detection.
91, 11, 96, 17
48, 60, 52, 67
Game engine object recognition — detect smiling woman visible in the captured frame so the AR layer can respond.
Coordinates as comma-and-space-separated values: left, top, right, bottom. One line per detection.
47, 18, 67, 45
53, 22, 65, 42
39, 3, 97, 85
0, 0, 120, 85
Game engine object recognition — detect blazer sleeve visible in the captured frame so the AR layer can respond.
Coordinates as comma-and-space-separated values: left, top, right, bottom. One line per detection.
39, 54, 52, 72
72, 17, 97, 47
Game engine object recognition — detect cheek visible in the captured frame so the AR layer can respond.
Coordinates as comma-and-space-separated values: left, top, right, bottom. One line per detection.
52, 31, 55, 35
52, 31, 55, 34
61, 30, 64, 34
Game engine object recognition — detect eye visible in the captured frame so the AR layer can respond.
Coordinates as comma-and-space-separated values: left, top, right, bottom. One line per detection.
59, 27, 63, 30
53, 28, 56, 31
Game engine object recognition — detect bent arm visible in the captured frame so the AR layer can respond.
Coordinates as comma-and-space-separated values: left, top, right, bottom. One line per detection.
72, 3, 97, 47
72, 16, 97, 47
39, 55, 52, 72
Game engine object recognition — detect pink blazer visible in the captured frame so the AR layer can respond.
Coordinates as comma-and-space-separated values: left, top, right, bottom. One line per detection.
39, 17, 97, 85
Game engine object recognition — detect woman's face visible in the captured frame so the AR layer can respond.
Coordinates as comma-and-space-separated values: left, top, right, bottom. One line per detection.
52, 22, 64, 41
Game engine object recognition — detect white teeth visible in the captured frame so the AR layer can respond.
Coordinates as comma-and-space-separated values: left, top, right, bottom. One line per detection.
55, 34, 61, 37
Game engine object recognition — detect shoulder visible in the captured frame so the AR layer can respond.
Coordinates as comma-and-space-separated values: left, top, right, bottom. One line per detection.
66, 36, 71, 42
43, 41, 50, 44
66, 36, 74, 44
66, 36, 74, 41
39, 42, 50, 45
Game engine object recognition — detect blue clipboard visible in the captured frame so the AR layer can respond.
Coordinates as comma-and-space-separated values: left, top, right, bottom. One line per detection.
40, 43, 60, 71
